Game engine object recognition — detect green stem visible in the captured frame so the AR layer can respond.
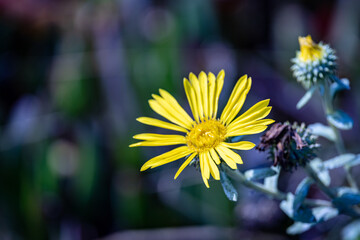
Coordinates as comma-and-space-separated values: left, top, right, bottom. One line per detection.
320, 79, 358, 191
225, 168, 286, 200
224, 166, 332, 207
305, 164, 336, 199
322, 81, 345, 153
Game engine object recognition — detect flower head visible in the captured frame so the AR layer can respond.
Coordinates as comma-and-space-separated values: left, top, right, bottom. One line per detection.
130, 70, 274, 187
256, 122, 318, 172
291, 35, 336, 89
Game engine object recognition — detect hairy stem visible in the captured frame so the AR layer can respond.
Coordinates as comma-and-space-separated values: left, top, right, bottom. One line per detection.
224, 166, 332, 207
320, 79, 358, 191
305, 164, 336, 199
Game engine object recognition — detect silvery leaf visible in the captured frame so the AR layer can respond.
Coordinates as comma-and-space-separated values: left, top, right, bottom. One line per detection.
347, 154, 360, 168
287, 207, 338, 235
342, 220, 360, 240
296, 85, 317, 109
293, 178, 313, 211
287, 222, 313, 235
327, 110, 353, 130
309, 158, 331, 186
330, 76, 350, 99
333, 193, 360, 206
323, 154, 356, 169
280, 193, 295, 218
293, 206, 316, 223
244, 167, 277, 181
219, 170, 238, 202
308, 123, 336, 141
264, 166, 280, 192
312, 206, 339, 222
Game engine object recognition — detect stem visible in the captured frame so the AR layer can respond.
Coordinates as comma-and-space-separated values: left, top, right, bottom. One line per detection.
224, 166, 332, 207
320, 79, 358, 191
226, 168, 286, 200
321, 81, 345, 154
305, 164, 336, 199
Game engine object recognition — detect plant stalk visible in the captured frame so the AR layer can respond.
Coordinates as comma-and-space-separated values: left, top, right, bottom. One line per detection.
224, 166, 332, 207
305, 164, 336, 199
320, 79, 358, 191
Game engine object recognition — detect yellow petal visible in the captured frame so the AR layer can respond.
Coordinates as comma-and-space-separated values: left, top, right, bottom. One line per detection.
136, 117, 188, 133
133, 133, 185, 141
229, 99, 270, 127
184, 78, 200, 122
209, 148, 221, 164
220, 75, 251, 125
227, 118, 274, 134
199, 153, 210, 188
174, 152, 197, 179
221, 141, 255, 150
215, 146, 237, 169
227, 125, 268, 137
207, 72, 216, 118
189, 72, 204, 119
152, 94, 192, 129
149, 99, 190, 130
199, 71, 208, 119
158, 89, 194, 125
218, 144, 243, 164
200, 152, 210, 179
130, 140, 186, 147
213, 70, 224, 118
140, 146, 192, 171
206, 151, 220, 180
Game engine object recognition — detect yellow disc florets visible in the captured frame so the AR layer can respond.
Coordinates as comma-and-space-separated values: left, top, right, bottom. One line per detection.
186, 119, 226, 153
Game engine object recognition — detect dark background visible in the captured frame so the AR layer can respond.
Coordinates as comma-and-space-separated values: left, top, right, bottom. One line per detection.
0, 0, 359, 239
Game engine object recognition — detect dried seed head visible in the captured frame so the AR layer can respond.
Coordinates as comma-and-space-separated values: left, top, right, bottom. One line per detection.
256, 122, 319, 172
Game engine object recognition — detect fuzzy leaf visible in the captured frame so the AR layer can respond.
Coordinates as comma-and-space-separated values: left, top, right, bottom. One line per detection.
312, 206, 339, 222
323, 154, 356, 170
244, 167, 277, 181
287, 222, 313, 235
342, 220, 360, 240
330, 77, 350, 99
293, 178, 313, 211
308, 123, 336, 141
333, 193, 360, 206
347, 154, 360, 168
336, 187, 357, 197
287, 206, 338, 235
264, 166, 280, 192
293, 206, 316, 223
280, 193, 295, 218
309, 158, 331, 186
296, 85, 317, 109
327, 110, 353, 130
219, 170, 238, 202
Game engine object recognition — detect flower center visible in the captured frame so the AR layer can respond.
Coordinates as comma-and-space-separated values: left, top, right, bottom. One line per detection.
298, 35, 324, 62
186, 119, 226, 152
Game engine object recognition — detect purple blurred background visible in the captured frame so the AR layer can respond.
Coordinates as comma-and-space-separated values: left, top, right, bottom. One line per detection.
0, 0, 359, 239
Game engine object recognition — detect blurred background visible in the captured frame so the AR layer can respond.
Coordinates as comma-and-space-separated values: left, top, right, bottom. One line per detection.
0, 0, 359, 239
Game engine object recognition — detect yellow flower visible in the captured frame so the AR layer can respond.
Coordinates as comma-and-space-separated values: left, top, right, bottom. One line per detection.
298, 35, 324, 62
130, 70, 274, 187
